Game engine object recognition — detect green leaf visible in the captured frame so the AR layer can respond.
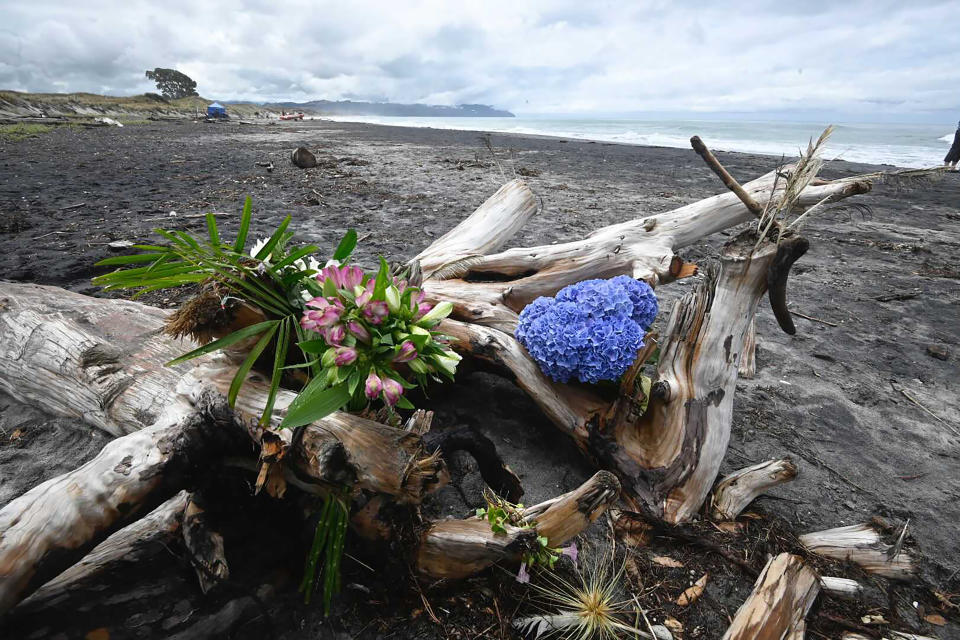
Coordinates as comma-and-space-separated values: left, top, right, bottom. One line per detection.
254, 215, 292, 260
234, 196, 252, 253
280, 381, 351, 429
95, 252, 168, 266
272, 245, 320, 271
347, 369, 362, 396
228, 322, 280, 407
332, 229, 358, 262
206, 213, 221, 248
396, 396, 415, 410
321, 276, 337, 298
298, 339, 329, 354
258, 317, 290, 424
281, 358, 319, 370
175, 231, 202, 253
165, 320, 279, 366
373, 256, 390, 300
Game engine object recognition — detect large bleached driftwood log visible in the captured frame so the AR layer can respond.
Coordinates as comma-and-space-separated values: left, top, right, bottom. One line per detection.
421, 170, 870, 330
414, 169, 872, 522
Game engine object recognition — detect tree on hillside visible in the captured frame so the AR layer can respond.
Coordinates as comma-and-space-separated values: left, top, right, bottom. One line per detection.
145, 68, 199, 99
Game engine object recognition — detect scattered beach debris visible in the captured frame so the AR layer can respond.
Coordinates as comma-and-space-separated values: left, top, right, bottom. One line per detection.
94, 117, 123, 127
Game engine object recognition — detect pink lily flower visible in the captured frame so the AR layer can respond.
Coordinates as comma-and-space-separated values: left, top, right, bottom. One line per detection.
362, 301, 389, 325
341, 265, 364, 289
414, 302, 432, 320
364, 371, 383, 399
347, 320, 371, 343
355, 279, 376, 307
318, 265, 344, 288
382, 377, 403, 406
301, 305, 342, 331
333, 347, 357, 366
323, 324, 346, 346
393, 340, 417, 363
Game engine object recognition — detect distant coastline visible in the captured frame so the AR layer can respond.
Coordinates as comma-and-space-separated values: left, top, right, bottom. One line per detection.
0, 90, 514, 121
246, 99, 515, 118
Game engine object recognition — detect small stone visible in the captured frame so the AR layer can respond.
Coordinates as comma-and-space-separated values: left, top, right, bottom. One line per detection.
107, 240, 134, 250
926, 344, 949, 361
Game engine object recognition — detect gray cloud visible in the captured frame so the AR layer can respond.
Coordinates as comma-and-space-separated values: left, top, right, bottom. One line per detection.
1, 0, 957, 120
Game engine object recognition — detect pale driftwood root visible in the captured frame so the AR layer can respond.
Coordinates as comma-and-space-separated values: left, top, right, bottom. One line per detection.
710, 457, 799, 520
820, 576, 863, 600
411, 178, 539, 279
0, 392, 245, 614
799, 523, 914, 581
0, 281, 195, 437
416, 471, 619, 579
18, 492, 190, 610
722, 553, 820, 640
422, 169, 871, 329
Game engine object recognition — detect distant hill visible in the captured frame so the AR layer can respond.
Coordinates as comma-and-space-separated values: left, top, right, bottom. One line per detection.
263, 100, 514, 118
0, 91, 272, 120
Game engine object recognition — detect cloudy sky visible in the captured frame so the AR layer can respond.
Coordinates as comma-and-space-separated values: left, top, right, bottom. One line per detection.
1, 0, 957, 121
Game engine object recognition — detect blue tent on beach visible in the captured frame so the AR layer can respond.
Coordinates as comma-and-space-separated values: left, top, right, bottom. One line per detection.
207, 102, 227, 117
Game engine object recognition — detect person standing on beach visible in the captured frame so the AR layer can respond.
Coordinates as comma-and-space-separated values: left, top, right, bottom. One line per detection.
944, 120, 960, 169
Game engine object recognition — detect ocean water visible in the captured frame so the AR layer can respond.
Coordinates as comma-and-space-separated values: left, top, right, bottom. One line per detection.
322, 115, 955, 168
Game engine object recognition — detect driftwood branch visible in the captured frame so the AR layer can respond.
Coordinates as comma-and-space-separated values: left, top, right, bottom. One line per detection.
416, 471, 619, 579
722, 553, 820, 640
800, 523, 914, 581
690, 135, 764, 217
711, 457, 799, 520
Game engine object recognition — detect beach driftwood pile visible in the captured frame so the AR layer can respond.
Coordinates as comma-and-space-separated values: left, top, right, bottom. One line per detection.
0, 141, 933, 638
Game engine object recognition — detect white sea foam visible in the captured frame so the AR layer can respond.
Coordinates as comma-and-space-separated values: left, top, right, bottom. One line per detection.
324, 115, 951, 168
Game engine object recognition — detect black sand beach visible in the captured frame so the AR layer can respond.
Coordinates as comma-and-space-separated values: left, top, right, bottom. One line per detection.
1, 119, 958, 638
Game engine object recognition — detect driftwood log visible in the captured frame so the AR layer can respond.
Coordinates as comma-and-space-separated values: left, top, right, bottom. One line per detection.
722, 553, 820, 640
0, 147, 895, 631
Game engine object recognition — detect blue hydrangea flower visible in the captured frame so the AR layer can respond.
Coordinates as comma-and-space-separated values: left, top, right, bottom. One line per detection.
515, 276, 658, 384
609, 275, 659, 330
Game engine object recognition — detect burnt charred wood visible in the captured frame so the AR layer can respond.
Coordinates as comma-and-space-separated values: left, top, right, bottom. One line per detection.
423, 426, 523, 502
766, 234, 809, 335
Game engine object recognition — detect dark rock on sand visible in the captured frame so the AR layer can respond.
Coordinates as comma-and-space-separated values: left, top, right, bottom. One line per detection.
291, 146, 317, 168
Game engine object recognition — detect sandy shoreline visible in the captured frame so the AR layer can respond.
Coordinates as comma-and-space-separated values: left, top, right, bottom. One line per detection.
1, 119, 959, 638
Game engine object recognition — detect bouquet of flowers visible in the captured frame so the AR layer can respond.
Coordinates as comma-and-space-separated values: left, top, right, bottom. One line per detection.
93, 197, 460, 429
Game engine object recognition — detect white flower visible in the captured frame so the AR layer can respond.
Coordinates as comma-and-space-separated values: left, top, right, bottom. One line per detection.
249, 238, 271, 264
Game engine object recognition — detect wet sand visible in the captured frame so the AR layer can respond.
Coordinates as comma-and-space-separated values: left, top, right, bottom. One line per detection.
1, 119, 959, 638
